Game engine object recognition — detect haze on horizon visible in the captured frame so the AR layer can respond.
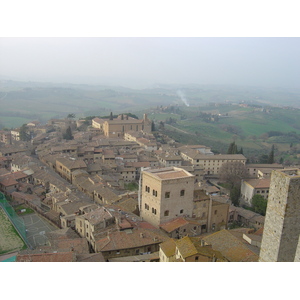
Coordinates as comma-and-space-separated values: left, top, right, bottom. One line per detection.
1, 37, 300, 89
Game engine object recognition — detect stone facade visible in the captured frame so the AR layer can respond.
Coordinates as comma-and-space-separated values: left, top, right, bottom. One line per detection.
141, 167, 195, 228
259, 168, 300, 262
92, 114, 152, 138
240, 178, 270, 206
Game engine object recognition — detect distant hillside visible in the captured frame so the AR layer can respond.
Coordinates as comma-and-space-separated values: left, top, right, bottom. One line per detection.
143, 103, 300, 162
1, 80, 300, 128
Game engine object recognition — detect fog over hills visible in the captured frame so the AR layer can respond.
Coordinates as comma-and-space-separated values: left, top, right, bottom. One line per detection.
1, 37, 300, 89
1, 37, 300, 128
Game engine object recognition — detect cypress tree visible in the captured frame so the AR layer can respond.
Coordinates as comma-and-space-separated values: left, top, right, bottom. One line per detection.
268, 144, 275, 164
64, 126, 73, 140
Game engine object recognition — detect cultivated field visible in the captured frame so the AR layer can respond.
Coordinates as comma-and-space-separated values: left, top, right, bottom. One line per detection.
0, 208, 26, 255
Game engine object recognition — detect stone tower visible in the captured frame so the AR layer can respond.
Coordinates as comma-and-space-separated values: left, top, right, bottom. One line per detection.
140, 167, 195, 228
259, 168, 300, 262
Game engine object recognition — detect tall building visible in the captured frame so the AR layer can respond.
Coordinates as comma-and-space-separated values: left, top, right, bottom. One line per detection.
140, 167, 195, 228
259, 168, 300, 262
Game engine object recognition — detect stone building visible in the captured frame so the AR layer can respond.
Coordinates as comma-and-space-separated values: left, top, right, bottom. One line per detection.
159, 236, 227, 262
240, 178, 270, 206
179, 147, 246, 176
92, 114, 152, 138
55, 157, 87, 183
259, 168, 300, 262
140, 167, 195, 228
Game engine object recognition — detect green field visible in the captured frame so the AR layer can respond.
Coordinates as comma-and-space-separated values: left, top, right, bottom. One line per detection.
0, 208, 26, 255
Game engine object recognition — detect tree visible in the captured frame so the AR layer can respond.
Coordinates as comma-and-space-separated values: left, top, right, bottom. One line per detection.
267, 144, 275, 164
230, 186, 241, 206
67, 113, 75, 119
158, 121, 165, 130
63, 126, 73, 140
151, 121, 156, 131
227, 141, 238, 154
19, 124, 31, 141
219, 161, 249, 189
251, 194, 267, 215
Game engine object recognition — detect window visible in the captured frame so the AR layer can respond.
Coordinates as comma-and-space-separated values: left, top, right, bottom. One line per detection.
165, 192, 170, 198
180, 209, 184, 214
180, 190, 185, 196
214, 210, 217, 215
195, 256, 199, 261
164, 210, 169, 216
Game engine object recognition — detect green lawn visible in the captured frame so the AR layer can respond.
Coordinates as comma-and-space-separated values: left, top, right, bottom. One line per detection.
0, 208, 26, 255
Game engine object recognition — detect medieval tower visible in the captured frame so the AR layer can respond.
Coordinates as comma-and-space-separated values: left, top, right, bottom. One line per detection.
140, 167, 195, 228
259, 168, 300, 262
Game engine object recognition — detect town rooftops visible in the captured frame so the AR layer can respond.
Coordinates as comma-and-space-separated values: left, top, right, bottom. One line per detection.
176, 236, 226, 260
56, 157, 87, 170
144, 167, 194, 180
95, 227, 168, 252
243, 178, 270, 189
159, 238, 177, 257
16, 251, 76, 262
273, 168, 300, 178
201, 229, 259, 262
0, 171, 29, 187
80, 207, 113, 225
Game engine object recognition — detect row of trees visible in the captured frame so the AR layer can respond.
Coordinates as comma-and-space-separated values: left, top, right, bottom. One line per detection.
227, 141, 243, 154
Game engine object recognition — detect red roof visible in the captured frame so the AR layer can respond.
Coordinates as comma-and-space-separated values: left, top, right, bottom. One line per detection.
16, 251, 76, 262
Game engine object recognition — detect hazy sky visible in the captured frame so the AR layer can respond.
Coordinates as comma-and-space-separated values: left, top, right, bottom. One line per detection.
1, 37, 300, 89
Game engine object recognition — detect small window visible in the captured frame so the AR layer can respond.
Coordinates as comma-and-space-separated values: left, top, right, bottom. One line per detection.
214, 210, 217, 215
195, 256, 199, 261
180, 209, 184, 214
165, 192, 170, 198
164, 210, 169, 216
180, 189, 185, 196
